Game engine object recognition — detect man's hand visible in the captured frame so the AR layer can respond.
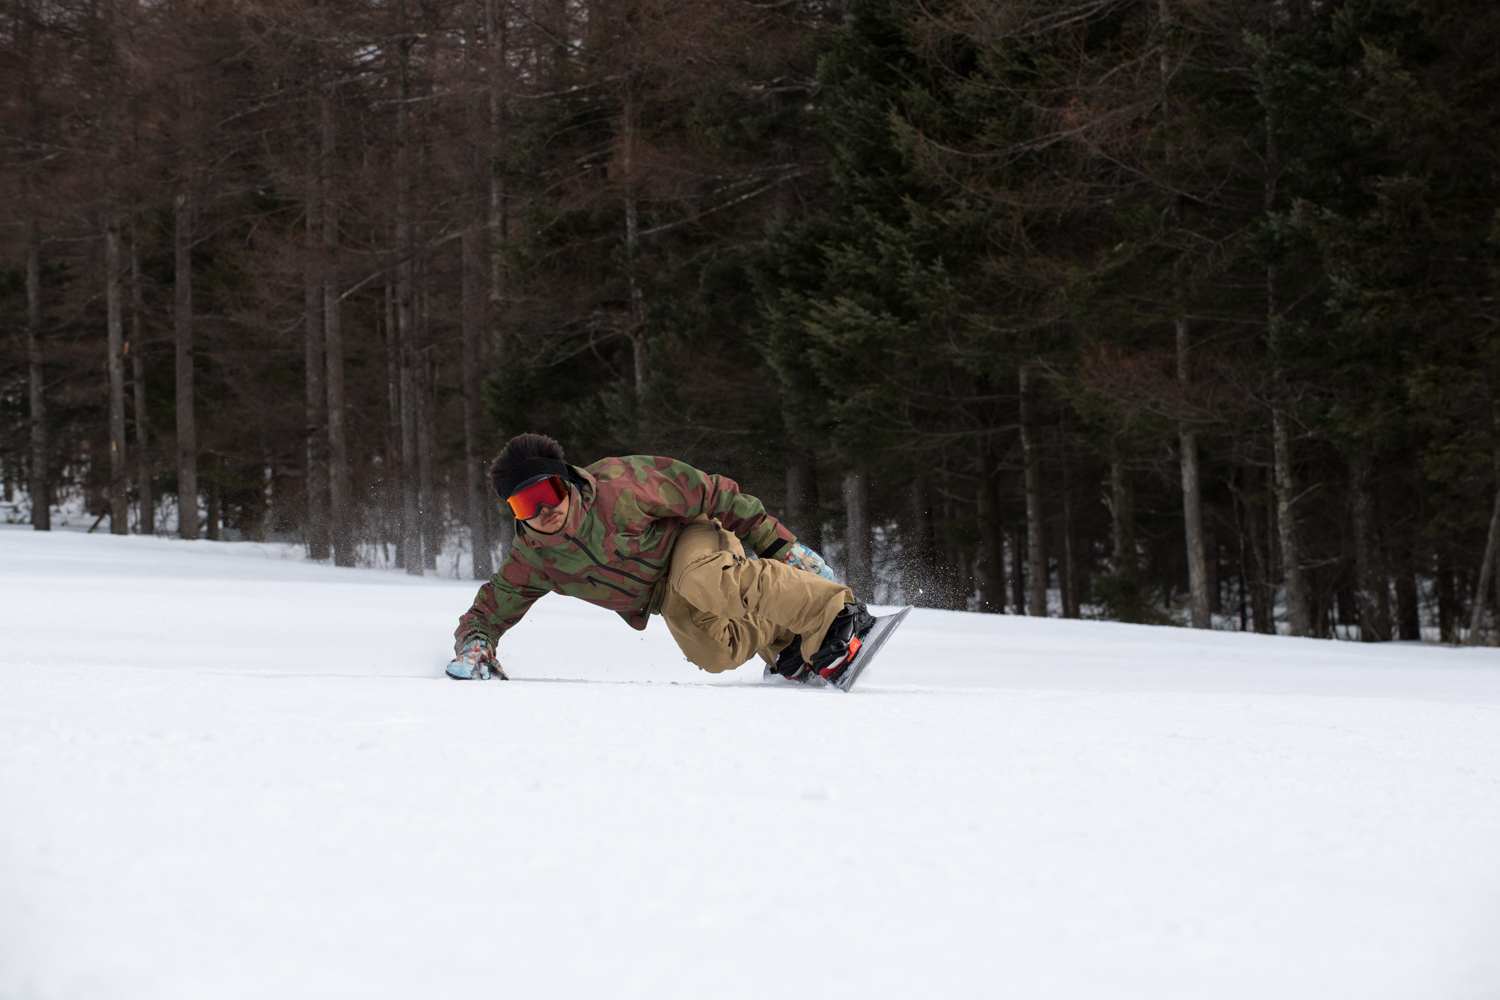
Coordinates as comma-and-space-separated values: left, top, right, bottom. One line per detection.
446, 635, 509, 680
780, 541, 837, 582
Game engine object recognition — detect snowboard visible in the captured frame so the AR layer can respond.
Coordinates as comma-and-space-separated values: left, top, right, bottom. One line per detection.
764, 605, 913, 692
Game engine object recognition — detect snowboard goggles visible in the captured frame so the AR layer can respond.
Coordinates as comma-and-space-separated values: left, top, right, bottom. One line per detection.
507, 474, 567, 520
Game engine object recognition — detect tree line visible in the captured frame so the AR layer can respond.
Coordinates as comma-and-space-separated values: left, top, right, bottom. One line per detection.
3, 0, 1498, 642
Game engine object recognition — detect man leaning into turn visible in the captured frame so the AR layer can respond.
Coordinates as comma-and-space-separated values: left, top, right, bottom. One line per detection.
447, 433, 875, 685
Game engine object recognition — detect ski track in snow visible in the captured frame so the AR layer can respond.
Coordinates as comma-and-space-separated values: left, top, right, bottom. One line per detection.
2, 525, 1498, 1000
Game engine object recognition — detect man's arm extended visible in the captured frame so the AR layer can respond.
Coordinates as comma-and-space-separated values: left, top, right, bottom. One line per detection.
454, 552, 551, 649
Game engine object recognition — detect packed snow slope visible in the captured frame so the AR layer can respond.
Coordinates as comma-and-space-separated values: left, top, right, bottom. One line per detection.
2, 527, 1499, 1000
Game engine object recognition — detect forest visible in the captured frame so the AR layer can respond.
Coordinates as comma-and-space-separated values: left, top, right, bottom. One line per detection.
3, 0, 1498, 642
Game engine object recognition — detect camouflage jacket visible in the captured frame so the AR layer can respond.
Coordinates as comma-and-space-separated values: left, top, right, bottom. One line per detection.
455, 455, 796, 648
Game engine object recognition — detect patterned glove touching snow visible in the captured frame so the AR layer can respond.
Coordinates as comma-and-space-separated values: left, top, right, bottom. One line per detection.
446, 635, 507, 680
780, 541, 837, 582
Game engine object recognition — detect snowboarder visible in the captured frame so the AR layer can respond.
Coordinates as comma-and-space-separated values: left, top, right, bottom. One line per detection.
447, 433, 877, 684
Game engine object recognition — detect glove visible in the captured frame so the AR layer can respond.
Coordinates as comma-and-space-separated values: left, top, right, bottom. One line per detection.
780, 541, 837, 582
446, 635, 508, 680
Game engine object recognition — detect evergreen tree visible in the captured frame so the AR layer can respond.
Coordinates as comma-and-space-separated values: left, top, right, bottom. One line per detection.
1261, 0, 1500, 638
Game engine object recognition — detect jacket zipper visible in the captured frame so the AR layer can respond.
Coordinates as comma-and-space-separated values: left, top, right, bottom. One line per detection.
565, 532, 655, 587
587, 575, 634, 597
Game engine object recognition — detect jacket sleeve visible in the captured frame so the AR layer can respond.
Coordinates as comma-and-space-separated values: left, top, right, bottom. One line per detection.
638, 458, 796, 559
454, 550, 552, 650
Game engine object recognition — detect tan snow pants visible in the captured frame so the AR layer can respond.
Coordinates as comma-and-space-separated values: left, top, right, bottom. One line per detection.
661, 517, 854, 674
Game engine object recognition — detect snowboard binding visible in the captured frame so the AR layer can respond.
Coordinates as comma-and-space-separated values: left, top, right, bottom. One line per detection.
766, 603, 911, 692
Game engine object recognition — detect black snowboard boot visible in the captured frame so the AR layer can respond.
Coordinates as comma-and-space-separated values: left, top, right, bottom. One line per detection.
808, 602, 877, 683
770, 603, 877, 684
771, 638, 812, 682
774, 605, 876, 683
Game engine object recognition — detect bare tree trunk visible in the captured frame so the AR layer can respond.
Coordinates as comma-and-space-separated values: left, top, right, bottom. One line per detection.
303, 123, 330, 559
486, 0, 508, 331
1009, 526, 1026, 613
1020, 363, 1047, 616
417, 344, 439, 573
324, 295, 349, 564
130, 226, 152, 535
1061, 432, 1081, 617
1159, 0, 1201, 624
1237, 559, 1249, 631
1266, 458, 1281, 597
1349, 452, 1390, 642
1264, 101, 1311, 637
1386, 473, 1421, 642
103, 35, 129, 537
416, 277, 438, 573
174, 188, 198, 540
1272, 401, 1311, 635
953, 538, 973, 610
460, 8, 493, 581
1177, 317, 1210, 629
26, 213, 50, 531
1206, 520, 1221, 613
397, 36, 422, 576
321, 91, 352, 567
905, 476, 936, 607
106, 214, 128, 534
1053, 509, 1074, 618
1247, 469, 1274, 633
1467, 426, 1500, 644
384, 281, 401, 564
399, 326, 421, 573
621, 94, 649, 401
485, 0, 514, 569
1436, 550, 1458, 643
1158, 0, 1206, 627
1061, 505, 1081, 616
1394, 557, 1420, 641
1109, 442, 1137, 583
976, 441, 1002, 613
1232, 489, 1249, 631
461, 224, 493, 579
843, 470, 871, 598
205, 459, 221, 541
385, 282, 399, 441
628, 329, 650, 402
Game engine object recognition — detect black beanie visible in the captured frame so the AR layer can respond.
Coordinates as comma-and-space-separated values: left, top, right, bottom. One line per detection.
490, 432, 571, 499
496, 456, 572, 500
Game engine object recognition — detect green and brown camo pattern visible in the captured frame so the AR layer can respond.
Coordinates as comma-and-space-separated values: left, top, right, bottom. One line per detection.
455, 455, 796, 649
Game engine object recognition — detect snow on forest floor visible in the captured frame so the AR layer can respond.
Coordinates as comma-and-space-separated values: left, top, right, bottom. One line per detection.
2, 525, 1499, 1000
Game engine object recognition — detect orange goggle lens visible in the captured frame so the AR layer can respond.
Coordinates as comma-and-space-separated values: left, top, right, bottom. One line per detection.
507, 475, 566, 520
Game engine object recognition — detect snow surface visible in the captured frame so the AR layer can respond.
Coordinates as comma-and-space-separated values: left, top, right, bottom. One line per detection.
2, 525, 1499, 1000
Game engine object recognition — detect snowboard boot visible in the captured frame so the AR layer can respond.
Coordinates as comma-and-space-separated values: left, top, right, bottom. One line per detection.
771, 637, 812, 682
772, 603, 877, 685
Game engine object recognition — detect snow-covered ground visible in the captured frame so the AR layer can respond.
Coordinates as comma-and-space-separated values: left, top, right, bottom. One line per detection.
2, 526, 1498, 1000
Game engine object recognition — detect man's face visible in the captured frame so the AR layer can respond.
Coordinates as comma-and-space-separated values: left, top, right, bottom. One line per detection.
525, 491, 570, 534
